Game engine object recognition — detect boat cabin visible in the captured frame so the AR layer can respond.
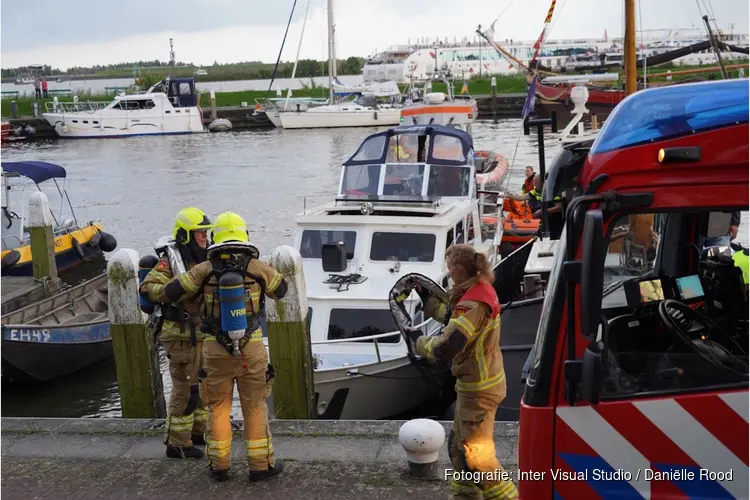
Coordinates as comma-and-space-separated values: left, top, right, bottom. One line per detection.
291, 125, 496, 363
400, 76, 478, 135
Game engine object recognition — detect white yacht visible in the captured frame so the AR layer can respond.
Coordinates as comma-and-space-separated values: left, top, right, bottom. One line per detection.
41, 78, 205, 139
265, 123, 512, 419
362, 30, 749, 83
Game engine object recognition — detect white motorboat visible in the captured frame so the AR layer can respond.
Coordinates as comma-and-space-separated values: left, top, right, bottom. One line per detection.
262, 123, 515, 419
41, 77, 205, 139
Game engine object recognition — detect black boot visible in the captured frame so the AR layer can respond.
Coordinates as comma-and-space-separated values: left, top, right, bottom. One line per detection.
248, 461, 284, 482
166, 444, 204, 459
210, 468, 230, 482
191, 434, 206, 446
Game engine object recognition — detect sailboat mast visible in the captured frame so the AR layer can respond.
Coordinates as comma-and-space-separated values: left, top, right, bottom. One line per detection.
327, 0, 335, 100
286, 0, 313, 110
624, 0, 637, 95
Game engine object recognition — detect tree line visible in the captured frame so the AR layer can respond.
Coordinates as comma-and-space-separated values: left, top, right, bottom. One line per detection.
1, 57, 366, 79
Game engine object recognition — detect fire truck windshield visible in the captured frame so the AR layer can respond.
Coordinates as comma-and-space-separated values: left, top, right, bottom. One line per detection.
597, 210, 748, 399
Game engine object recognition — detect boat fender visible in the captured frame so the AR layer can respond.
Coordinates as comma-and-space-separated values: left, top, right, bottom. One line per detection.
89, 231, 102, 248
138, 255, 160, 314
388, 273, 450, 356
71, 235, 85, 259
374, 111, 378, 120
219, 271, 248, 357
98, 231, 118, 252
1, 249, 21, 269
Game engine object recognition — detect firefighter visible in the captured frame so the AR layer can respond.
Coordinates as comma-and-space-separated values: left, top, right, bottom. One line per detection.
406, 244, 518, 500
157, 211, 288, 482
140, 207, 212, 459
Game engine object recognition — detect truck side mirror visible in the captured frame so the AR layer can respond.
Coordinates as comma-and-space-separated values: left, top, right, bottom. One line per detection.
580, 209, 605, 339
580, 340, 603, 404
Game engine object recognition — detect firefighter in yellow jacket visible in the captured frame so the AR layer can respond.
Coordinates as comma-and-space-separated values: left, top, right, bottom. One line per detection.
406, 244, 518, 500
157, 211, 288, 483
140, 207, 212, 459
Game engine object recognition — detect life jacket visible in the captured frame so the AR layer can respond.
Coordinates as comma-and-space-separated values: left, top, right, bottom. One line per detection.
522, 176, 535, 195
391, 144, 410, 160
459, 280, 501, 318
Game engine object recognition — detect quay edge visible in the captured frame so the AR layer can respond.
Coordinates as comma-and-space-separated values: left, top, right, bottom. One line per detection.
2, 417, 520, 499
5, 94, 530, 140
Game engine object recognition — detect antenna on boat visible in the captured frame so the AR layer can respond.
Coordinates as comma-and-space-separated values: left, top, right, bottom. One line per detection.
169, 38, 175, 77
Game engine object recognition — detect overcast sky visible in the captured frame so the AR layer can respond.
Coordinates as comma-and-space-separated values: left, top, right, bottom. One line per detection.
2, 0, 747, 69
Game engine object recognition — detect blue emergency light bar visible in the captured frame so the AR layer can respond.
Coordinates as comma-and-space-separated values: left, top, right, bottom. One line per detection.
590, 79, 749, 155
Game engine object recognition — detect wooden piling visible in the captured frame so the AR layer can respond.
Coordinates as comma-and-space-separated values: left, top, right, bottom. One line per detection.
27, 191, 57, 280
107, 248, 165, 418
491, 76, 498, 124
210, 90, 217, 121
266, 245, 315, 419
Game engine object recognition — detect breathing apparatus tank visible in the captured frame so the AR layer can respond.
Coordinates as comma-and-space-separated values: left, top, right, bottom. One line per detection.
218, 271, 247, 356
138, 255, 159, 314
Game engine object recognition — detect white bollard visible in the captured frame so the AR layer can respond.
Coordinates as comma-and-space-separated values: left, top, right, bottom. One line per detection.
399, 418, 445, 478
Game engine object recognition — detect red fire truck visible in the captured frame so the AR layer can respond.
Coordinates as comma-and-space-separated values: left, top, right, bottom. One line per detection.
518, 79, 749, 499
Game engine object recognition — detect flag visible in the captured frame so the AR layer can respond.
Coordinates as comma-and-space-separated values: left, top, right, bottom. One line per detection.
521, 78, 537, 120
460, 81, 469, 95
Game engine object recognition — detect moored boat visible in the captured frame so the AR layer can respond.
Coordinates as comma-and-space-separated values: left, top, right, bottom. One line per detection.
1, 161, 118, 277
1, 272, 111, 382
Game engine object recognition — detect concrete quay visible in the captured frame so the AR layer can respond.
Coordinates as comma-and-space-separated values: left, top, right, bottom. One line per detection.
1, 417, 520, 499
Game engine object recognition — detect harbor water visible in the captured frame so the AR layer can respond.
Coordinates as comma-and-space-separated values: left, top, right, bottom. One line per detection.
2, 119, 748, 419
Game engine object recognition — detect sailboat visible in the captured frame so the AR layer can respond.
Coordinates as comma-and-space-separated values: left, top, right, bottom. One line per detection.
277, 0, 404, 129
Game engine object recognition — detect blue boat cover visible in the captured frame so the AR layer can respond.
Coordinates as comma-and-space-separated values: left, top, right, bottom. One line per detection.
2, 161, 67, 184
590, 79, 749, 155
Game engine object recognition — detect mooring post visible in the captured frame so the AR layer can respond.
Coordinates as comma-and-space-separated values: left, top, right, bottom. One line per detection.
210, 90, 217, 121
107, 248, 165, 418
491, 76, 498, 123
266, 245, 315, 419
10, 101, 17, 118
399, 419, 445, 479
27, 191, 57, 280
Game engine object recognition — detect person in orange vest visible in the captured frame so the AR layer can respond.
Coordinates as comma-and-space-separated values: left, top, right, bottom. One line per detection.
406, 244, 517, 500
41, 78, 48, 98
520, 166, 537, 211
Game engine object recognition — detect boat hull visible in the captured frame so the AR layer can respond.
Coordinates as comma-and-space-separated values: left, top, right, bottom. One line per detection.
311, 356, 453, 419
1, 224, 107, 277
536, 82, 626, 107
42, 110, 206, 138
1, 320, 112, 382
278, 108, 402, 129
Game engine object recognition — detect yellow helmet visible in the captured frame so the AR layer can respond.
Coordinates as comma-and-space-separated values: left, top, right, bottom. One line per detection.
173, 207, 212, 244
212, 211, 249, 244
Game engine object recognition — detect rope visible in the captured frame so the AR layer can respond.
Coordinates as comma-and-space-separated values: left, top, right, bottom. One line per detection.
265, 0, 300, 100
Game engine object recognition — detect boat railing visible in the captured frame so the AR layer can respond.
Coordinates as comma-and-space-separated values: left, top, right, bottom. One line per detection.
310, 317, 440, 366
44, 101, 110, 114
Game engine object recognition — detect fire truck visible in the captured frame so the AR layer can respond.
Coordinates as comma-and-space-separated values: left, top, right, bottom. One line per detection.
518, 79, 749, 499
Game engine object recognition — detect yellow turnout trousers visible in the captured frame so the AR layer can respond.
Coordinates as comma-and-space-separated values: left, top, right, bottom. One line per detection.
448, 391, 518, 500
201, 333, 275, 472
162, 339, 207, 447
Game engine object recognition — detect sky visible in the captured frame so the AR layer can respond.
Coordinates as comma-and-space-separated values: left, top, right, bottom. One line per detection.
1, 0, 748, 70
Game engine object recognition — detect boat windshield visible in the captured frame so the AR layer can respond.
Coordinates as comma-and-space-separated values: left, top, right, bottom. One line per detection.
427, 165, 471, 197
